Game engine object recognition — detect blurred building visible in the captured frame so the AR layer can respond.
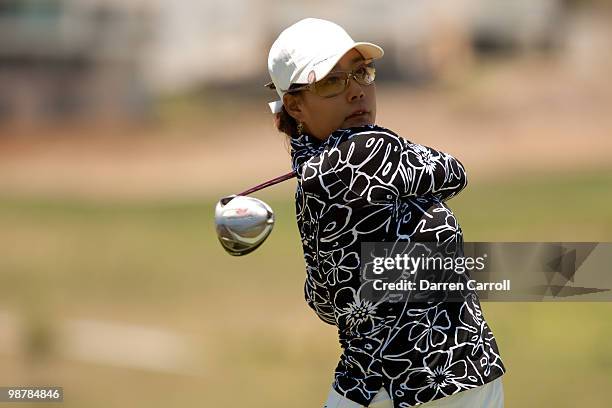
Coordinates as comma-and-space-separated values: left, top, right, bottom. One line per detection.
145, 0, 567, 89
0, 0, 153, 124
0, 0, 591, 124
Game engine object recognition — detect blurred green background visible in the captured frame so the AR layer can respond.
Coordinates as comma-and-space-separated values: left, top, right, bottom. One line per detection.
1, 170, 611, 407
1, 1, 612, 407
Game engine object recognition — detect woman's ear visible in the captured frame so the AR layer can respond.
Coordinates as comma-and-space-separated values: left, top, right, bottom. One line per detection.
283, 93, 305, 122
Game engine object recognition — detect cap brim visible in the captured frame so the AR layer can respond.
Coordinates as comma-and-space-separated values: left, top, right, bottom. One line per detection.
353, 42, 385, 61
293, 42, 384, 85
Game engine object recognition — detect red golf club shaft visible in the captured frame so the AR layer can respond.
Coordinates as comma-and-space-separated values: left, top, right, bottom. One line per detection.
236, 170, 297, 196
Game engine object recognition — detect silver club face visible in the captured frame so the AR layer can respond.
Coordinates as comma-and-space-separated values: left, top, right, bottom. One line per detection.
215, 195, 275, 256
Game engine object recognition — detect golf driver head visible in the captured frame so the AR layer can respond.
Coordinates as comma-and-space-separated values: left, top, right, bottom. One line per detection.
215, 195, 275, 256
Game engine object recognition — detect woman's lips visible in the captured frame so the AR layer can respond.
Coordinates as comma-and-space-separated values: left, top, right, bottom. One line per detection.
345, 110, 369, 120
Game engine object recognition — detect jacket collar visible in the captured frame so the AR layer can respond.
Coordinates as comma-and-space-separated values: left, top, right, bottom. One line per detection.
290, 124, 380, 174
289, 132, 325, 174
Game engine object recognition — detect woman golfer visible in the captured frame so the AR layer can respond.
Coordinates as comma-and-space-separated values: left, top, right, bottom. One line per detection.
266, 18, 506, 408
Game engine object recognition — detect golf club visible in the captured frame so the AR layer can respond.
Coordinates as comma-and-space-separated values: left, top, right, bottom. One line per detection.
215, 170, 296, 256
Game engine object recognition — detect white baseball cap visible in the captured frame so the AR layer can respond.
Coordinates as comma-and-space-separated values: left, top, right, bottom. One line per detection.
266, 18, 384, 114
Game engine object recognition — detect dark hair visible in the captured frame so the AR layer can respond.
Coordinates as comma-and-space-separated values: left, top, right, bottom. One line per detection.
274, 105, 299, 139
272, 84, 303, 139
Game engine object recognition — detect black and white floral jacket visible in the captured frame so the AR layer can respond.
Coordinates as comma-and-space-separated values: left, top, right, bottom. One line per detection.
290, 125, 505, 407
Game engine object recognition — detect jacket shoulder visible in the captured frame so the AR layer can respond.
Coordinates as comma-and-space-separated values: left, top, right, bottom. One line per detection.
331, 124, 406, 143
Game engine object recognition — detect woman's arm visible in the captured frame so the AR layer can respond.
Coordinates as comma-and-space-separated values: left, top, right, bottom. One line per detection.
295, 189, 337, 326
304, 265, 337, 325
322, 128, 468, 202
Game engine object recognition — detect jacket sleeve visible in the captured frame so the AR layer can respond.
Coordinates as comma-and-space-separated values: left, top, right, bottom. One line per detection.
304, 261, 337, 326
295, 184, 337, 326
322, 128, 468, 203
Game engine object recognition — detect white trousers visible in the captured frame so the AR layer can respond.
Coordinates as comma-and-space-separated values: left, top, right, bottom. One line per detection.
323, 377, 504, 408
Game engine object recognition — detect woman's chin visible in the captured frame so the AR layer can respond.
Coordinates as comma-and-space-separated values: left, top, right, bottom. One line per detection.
342, 115, 373, 129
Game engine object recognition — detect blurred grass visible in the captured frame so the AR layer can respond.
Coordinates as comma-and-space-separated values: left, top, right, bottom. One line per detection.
0, 168, 611, 407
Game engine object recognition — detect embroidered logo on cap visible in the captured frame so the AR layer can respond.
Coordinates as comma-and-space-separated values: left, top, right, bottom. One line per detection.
308, 70, 317, 84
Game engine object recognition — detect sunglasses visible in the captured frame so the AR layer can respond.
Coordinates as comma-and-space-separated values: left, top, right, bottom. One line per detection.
266, 60, 376, 98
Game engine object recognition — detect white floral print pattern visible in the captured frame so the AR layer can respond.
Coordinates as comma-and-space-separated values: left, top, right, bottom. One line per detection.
290, 125, 505, 407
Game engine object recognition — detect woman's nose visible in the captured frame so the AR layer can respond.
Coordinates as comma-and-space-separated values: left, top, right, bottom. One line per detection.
346, 78, 365, 101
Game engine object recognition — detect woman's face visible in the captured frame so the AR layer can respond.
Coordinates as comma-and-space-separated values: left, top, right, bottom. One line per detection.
284, 49, 377, 141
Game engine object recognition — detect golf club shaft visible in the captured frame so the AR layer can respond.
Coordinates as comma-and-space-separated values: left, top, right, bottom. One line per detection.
236, 170, 297, 197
